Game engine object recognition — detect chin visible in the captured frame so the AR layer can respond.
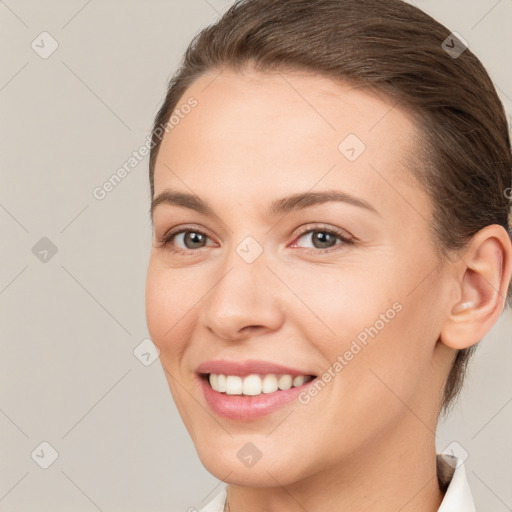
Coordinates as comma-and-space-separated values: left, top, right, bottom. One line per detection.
200, 454, 298, 487
192, 435, 311, 488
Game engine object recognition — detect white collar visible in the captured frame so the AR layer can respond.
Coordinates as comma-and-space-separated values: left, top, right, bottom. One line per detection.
198, 455, 475, 512
437, 454, 476, 511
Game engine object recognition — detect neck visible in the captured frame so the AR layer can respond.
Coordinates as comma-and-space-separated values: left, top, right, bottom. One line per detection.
225, 416, 444, 512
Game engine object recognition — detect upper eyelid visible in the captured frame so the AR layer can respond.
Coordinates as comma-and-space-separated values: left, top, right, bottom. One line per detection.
294, 223, 353, 237
163, 223, 350, 237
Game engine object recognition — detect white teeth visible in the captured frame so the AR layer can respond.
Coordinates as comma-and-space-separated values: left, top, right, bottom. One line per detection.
262, 374, 278, 393
217, 374, 227, 392
293, 375, 305, 387
278, 374, 292, 390
242, 374, 262, 396
225, 375, 243, 395
208, 373, 313, 395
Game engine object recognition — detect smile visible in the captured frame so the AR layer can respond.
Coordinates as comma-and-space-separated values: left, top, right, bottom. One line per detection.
208, 373, 315, 396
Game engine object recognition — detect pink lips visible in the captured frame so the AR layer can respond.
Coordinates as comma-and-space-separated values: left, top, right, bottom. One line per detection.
196, 359, 317, 421
196, 359, 315, 377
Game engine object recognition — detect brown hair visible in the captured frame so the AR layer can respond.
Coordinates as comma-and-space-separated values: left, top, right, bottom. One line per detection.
148, 0, 512, 413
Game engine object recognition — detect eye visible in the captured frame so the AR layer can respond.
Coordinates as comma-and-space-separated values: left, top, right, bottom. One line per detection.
155, 225, 215, 255
290, 224, 355, 254
155, 223, 355, 256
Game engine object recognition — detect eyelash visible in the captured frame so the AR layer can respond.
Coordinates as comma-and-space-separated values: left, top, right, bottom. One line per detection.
156, 223, 355, 256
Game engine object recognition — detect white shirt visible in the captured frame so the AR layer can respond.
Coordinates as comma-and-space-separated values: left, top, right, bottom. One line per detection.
198, 455, 475, 512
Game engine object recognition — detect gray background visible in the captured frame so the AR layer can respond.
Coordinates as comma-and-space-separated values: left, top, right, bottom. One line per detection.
0, 0, 511, 510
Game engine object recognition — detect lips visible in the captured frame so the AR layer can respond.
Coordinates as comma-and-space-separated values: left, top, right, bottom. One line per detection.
196, 359, 316, 378
195, 359, 318, 420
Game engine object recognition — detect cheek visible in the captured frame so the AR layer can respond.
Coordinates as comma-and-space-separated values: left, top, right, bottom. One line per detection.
282, 259, 397, 344
145, 263, 201, 420
145, 262, 194, 355
145, 265, 169, 345
330, 293, 438, 430
292, 258, 432, 404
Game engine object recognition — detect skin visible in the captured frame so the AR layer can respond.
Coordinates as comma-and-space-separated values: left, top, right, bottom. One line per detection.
145, 65, 512, 512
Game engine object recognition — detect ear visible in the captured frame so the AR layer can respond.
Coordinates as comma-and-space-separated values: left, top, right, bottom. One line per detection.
440, 224, 512, 350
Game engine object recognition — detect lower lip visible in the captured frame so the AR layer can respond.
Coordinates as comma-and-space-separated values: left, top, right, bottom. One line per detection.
198, 375, 316, 420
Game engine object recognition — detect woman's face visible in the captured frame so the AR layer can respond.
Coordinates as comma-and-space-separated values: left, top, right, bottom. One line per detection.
145, 67, 455, 486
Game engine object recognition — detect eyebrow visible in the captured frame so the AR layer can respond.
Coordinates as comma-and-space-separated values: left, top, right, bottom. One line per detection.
150, 189, 380, 222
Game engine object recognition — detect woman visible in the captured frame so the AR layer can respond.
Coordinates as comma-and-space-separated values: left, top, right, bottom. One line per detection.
145, 0, 512, 510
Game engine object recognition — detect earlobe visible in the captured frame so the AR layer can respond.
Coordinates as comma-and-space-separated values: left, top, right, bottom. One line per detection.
440, 224, 512, 350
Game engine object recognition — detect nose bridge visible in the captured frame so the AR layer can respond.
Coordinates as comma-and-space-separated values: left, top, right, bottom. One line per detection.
215, 230, 271, 299
200, 239, 284, 339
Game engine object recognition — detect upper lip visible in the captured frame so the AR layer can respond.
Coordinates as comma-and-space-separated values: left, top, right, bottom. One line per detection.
196, 359, 316, 377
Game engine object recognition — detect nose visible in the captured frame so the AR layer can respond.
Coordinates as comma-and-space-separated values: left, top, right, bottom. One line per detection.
199, 254, 285, 342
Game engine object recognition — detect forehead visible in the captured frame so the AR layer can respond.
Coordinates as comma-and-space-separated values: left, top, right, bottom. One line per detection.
153, 67, 426, 221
